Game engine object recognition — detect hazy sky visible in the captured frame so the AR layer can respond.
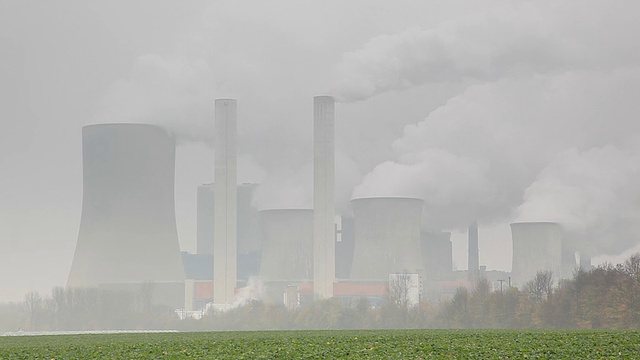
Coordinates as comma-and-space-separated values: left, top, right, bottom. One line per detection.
1, 0, 639, 302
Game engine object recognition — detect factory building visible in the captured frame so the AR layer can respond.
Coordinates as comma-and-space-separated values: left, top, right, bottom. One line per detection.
510, 222, 576, 286
67, 123, 185, 308
67, 99, 545, 311
259, 209, 314, 304
196, 184, 215, 255
335, 216, 355, 279
350, 197, 424, 281
196, 182, 260, 281
421, 231, 453, 281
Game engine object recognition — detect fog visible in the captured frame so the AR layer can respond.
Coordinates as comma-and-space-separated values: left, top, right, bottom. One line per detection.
1, 0, 640, 306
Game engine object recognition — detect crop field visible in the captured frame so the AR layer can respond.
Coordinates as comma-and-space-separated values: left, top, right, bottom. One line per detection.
1, 329, 639, 359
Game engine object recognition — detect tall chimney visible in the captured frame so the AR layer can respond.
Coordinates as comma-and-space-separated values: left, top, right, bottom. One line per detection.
213, 99, 237, 304
468, 221, 479, 281
313, 95, 335, 299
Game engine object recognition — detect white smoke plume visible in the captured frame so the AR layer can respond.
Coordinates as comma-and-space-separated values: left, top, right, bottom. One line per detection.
232, 276, 266, 307
518, 145, 640, 255
331, 1, 640, 102
354, 67, 640, 254
347, 1, 640, 256
94, 54, 217, 145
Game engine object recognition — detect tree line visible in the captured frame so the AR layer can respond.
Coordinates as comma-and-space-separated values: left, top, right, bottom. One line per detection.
3, 253, 640, 332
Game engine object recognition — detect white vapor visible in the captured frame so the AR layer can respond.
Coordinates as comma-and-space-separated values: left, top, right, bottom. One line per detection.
331, 1, 640, 102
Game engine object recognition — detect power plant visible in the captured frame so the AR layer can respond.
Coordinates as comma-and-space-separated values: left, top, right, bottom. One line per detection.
68, 96, 582, 311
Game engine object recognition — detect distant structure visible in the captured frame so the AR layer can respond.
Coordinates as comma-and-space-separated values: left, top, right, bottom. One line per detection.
313, 95, 336, 299
259, 209, 314, 281
67, 124, 185, 307
196, 184, 215, 255
213, 99, 237, 304
236, 183, 261, 279
197, 182, 260, 280
468, 222, 479, 281
421, 231, 453, 281
350, 197, 423, 281
511, 222, 574, 285
579, 254, 592, 271
335, 216, 355, 279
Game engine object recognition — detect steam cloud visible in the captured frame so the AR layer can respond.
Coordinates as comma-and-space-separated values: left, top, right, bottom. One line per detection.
349, 0, 640, 256
94, 0, 640, 257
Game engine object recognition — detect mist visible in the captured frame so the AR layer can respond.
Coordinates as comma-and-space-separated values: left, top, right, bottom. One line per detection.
2, 0, 640, 332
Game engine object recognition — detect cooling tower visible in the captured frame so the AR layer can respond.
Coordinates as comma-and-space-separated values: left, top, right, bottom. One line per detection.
213, 98, 237, 304
351, 197, 424, 281
468, 222, 479, 281
510, 222, 563, 286
313, 95, 335, 299
259, 209, 313, 281
421, 231, 453, 281
67, 124, 185, 306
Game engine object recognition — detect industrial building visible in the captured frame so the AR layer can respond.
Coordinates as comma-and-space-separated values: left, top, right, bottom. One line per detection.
67, 123, 185, 308
196, 182, 260, 281
69, 98, 545, 311
258, 209, 314, 303
510, 221, 577, 286
421, 231, 453, 282
350, 197, 424, 280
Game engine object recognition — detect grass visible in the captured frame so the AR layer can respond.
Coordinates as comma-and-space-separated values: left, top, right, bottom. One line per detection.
1, 329, 639, 359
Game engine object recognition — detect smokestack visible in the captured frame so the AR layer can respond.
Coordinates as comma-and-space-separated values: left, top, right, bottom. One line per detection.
468, 222, 479, 281
313, 95, 336, 299
213, 99, 237, 304
67, 124, 185, 307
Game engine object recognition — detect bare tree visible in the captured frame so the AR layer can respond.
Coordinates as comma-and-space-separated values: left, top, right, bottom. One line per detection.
387, 272, 415, 311
622, 253, 640, 282
24, 291, 42, 330
525, 270, 554, 303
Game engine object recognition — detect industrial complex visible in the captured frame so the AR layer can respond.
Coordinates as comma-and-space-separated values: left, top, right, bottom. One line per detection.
67, 97, 587, 311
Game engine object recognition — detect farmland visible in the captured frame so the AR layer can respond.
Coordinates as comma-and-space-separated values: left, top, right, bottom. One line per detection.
1, 329, 638, 359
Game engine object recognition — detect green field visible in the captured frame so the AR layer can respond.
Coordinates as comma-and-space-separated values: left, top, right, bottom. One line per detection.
1, 329, 638, 359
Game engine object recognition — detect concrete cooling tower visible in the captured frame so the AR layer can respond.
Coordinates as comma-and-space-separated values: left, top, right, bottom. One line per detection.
351, 197, 424, 281
510, 222, 566, 286
67, 124, 185, 306
259, 209, 314, 282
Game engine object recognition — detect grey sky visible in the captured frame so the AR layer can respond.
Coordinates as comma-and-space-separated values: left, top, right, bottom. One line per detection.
1, 0, 639, 302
